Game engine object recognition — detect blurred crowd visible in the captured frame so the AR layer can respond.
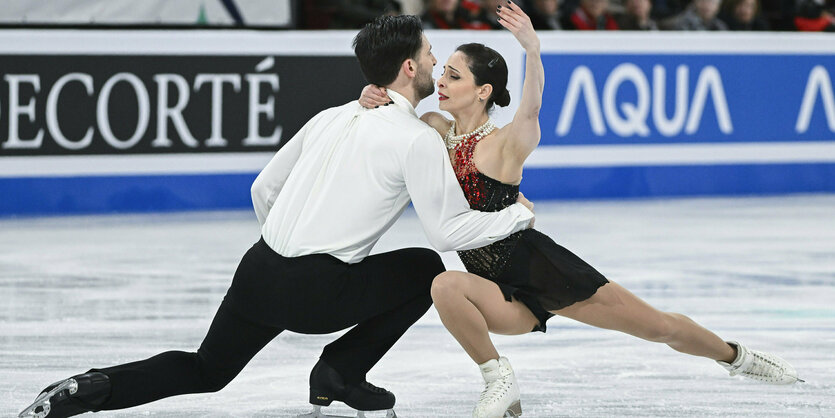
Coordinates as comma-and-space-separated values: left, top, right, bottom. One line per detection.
299, 0, 835, 31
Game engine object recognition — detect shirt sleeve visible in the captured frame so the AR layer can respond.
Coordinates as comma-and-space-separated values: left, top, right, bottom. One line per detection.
250, 121, 308, 227
403, 130, 534, 252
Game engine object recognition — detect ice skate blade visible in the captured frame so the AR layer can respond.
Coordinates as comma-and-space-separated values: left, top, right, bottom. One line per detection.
503, 400, 522, 417
18, 379, 79, 418
297, 405, 397, 418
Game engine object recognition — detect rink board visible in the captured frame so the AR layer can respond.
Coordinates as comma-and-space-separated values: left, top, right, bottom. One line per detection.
1, 30, 834, 216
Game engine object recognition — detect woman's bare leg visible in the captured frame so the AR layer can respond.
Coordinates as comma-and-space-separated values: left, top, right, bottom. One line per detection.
431, 271, 539, 364
554, 281, 736, 362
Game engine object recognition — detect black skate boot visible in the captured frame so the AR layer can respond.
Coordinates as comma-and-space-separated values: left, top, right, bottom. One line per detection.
308, 359, 395, 411
18, 372, 110, 418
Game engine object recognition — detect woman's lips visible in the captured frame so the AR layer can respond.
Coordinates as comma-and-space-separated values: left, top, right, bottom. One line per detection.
439, 93, 448, 101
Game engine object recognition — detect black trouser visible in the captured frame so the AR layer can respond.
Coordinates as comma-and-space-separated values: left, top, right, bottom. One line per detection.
95, 238, 444, 410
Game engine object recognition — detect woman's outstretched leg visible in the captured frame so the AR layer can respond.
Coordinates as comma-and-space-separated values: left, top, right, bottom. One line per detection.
554, 281, 736, 361
554, 281, 800, 384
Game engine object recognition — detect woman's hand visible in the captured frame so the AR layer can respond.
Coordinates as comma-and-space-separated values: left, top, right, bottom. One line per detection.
359, 84, 392, 109
517, 192, 536, 228
497, 0, 540, 53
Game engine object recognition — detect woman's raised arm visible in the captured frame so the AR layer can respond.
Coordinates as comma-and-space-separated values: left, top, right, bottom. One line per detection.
497, 1, 545, 162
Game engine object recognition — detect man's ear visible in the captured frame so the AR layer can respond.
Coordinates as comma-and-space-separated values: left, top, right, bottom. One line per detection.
402, 58, 417, 79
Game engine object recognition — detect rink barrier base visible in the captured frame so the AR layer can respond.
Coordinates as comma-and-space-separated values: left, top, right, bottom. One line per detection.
2, 163, 834, 217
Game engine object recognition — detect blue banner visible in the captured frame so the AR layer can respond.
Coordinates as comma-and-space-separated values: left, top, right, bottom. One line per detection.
539, 54, 835, 145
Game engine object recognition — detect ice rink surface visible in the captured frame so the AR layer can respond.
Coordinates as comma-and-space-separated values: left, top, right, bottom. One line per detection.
1, 195, 833, 417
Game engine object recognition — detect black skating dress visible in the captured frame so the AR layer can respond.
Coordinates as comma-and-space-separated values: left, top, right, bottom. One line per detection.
452, 132, 609, 332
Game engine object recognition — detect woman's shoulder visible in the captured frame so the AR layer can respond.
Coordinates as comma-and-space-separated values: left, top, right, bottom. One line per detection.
420, 112, 452, 135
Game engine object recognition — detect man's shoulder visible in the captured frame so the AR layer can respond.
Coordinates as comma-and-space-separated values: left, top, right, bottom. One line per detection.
362, 108, 441, 141
312, 101, 360, 120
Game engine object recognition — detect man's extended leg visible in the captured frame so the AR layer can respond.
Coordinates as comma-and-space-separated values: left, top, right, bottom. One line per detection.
97, 300, 283, 410
20, 241, 285, 417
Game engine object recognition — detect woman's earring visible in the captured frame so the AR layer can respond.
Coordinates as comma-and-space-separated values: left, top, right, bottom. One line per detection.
478, 97, 484, 102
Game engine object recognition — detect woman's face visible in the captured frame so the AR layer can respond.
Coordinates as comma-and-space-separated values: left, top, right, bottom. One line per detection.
436, 51, 485, 114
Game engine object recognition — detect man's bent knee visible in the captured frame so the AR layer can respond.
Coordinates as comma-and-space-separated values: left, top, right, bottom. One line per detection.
402, 248, 445, 279
195, 352, 241, 393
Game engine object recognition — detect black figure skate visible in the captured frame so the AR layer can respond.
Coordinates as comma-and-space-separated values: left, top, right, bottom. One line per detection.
297, 360, 397, 418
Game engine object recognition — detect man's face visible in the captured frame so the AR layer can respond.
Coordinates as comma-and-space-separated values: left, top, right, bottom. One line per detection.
414, 35, 437, 100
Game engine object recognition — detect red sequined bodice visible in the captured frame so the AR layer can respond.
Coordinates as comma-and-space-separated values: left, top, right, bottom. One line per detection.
451, 132, 522, 280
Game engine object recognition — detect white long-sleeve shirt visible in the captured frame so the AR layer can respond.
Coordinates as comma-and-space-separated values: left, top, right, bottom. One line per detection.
251, 89, 534, 264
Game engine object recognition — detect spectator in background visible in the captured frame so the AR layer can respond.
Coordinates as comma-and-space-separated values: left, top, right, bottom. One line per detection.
720, 0, 770, 29
617, 0, 659, 28
477, 0, 506, 29
664, 0, 729, 29
562, 0, 620, 29
301, 0, 401, 29
651, 0, 687, 20
794, 0, 835, 30
330, 0, 402, 28
529, 0, 563, 29
422, 0, 492, 28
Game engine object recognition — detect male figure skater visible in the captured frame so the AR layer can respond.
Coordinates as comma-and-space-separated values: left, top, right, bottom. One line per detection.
19, 15, 534, 418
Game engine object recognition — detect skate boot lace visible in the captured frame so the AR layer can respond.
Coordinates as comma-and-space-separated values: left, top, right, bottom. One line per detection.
359, 381, 388, 394
734, 351, 785, 381
477, 377, 511, 406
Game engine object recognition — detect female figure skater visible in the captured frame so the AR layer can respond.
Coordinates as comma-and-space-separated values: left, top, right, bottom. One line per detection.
360, 2, 800, 417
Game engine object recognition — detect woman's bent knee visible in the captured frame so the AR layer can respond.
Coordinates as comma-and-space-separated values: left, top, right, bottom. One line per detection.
430, 271, 468, 302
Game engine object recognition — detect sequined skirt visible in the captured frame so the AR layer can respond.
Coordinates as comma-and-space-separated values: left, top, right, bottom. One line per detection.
467, 228, 610, 333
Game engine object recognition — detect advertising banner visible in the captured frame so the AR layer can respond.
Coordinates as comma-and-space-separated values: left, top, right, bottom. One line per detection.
1, 30, 834, 216
0, 30, 367, 215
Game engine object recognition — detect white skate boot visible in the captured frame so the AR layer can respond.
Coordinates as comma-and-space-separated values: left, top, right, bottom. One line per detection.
472, 357, 522, 418
717, 341, 802, 384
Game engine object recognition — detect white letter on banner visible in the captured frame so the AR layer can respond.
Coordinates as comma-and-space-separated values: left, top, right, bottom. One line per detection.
556, 66, 605, 136
153, 74, 198, 148
194, 74, 241, 147
796, 66, 835, 133
686, 66, 733, 134
602, 63, 650, 137
243, 73, 282, 146
3, 75, 44, 149
653, 65, 689, 137
46, 73, 94, 150
97, 73, 151, 150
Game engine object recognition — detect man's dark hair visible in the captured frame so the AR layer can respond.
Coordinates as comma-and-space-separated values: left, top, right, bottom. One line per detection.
353, 15, 424, 86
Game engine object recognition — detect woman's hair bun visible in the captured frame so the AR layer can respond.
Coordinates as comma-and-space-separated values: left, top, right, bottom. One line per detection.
494, 88, 511, 107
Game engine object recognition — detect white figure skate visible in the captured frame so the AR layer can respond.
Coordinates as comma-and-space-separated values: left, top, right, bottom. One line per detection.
472, 356, 522, 418
717, 341, 803, 384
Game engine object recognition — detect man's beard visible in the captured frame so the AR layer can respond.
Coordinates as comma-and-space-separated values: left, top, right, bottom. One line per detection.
415, 65, 435, 100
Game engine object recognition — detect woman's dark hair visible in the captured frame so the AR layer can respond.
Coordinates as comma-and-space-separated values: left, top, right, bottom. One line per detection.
456, 43, 511, 109
353, 15, 424, 86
